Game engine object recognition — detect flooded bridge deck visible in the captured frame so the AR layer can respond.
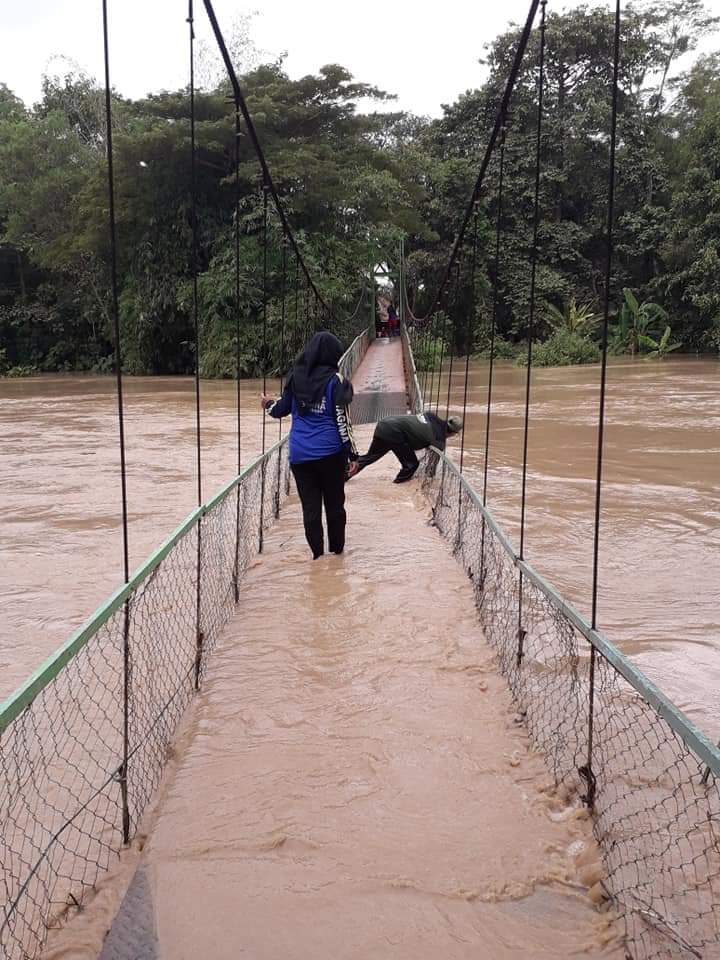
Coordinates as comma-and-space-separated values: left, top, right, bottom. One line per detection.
51, 338, 620, 959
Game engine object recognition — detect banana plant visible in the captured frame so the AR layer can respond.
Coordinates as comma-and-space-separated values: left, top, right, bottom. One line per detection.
610, 289, 668, 356
544, 297, 597, 334
642, 325, 683, 360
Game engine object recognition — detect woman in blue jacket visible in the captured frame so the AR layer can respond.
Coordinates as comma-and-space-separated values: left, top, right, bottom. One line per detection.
261, 332, 358, 559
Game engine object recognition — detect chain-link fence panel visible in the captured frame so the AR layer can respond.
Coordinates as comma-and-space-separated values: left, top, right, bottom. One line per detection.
0, 444, 282, 959
0, 329, 371, 960
420, 446, 720, 960
339, 329, 369, 382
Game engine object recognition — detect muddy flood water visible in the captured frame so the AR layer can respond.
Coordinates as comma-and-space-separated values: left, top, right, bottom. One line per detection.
1, 354, 718, 959
41, 418, 623, 960
2, 358, 718, 733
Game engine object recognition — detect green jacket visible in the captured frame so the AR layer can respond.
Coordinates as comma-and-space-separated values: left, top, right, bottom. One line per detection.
375, 413, 446, 451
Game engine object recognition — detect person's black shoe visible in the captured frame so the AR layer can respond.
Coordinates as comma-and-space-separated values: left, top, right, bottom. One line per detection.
393, 465, 418, 483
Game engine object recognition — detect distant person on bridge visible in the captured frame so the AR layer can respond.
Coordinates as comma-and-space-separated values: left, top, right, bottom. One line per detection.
261, 332, 358, 559
386, 302, 400, 337
349, 411, 463, 483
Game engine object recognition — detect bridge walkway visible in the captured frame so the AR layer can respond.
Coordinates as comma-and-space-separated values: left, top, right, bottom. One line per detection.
347, 335, 409, 424
82, 339, 621, 960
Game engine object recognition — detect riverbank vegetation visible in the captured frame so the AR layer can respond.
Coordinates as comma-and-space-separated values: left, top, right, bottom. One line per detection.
1, 0, 719, 375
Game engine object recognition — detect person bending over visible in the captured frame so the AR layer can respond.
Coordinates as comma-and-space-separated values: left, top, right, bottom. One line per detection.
261, 331, 358, 559
351, 411, 463, 483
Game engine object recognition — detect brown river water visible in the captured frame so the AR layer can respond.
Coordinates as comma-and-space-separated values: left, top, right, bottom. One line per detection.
433, 356, 720, 737
2, 358, 718, 733
1, 355, 717, 958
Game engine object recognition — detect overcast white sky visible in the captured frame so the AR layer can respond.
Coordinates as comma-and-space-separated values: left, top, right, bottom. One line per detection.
4, 0, 720, 117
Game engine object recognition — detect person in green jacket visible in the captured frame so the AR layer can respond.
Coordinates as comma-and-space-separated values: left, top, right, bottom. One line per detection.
350, 411, 463, 483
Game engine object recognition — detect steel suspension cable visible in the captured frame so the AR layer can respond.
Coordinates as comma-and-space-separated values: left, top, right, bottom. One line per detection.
482, 126, 507, 503
235, 108, 242, 476
593, 0, 621, 638
434, 309, 447, 414
421, 285, 439, 397
421, 0, 541, 323
257, 183, 270, 552
458, 208, 480, 475
293, 255, 300, 358
101, 0, 131, 845
454, 210, 480, 546
201, 0, 330, 317
275, 236, 288, 517
101, 2, 129, 588
517, 0, 547, 667
188, 0, 202, 509
278, 237, 288, 427
233, 105, 242, 603
443, 263, 461, 421
346, 285, 368, 326
426, 291, 444, 408
583, 0, 622, 809
188, 0, 204, 690
260, 184, 269, 456
304, 280, 311, 344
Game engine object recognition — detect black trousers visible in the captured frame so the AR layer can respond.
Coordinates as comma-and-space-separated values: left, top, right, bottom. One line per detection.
357, 436, 419, 473
291, 451, 347, 558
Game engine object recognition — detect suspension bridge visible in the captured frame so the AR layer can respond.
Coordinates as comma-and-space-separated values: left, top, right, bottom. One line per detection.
1, 1, 719, 958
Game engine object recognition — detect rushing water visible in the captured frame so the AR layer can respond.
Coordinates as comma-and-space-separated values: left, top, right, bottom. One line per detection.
0, 375, 276, 700
42, 423, 623, 960
2, 356, 717, 960
432, 356, 720, 736
1, 357, 719, 738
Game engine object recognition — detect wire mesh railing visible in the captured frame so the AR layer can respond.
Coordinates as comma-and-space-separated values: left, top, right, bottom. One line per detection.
400, 322, 422, 416
0, 334, 370, 960
0, 443, 288, 959
403, 320, 720, 959
339, 328, 370, 382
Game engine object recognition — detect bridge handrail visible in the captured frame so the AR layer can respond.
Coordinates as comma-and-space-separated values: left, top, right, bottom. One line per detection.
402, 321, 720, 775
428, 447, 720, 777
403, 323, 720, 955
0, 442, 276, 735
0, 327, 370, 960
0, 330, 368, 735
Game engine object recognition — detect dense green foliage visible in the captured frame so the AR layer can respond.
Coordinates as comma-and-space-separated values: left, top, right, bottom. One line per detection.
523, 328, 601, 367
1, 0, 719, 375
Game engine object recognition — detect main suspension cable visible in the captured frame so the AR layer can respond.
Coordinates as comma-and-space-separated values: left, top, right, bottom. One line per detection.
101, 0, 129, 586
482, 126, 507, 504
517, 0, 548, 666
188, 0, 202, 508
458, 208, 480, 475
443, 262, 461, 421
584, 0, 622, 809
188, 0, 204, 692
421, 0, 541, 323
260, 183, 269, 456
202, 0, 330, 317
235, 107, 242, 476
101, 0, 131, 845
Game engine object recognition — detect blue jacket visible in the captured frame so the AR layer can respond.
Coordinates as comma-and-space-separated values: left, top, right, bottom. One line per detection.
266, 374, 357, 465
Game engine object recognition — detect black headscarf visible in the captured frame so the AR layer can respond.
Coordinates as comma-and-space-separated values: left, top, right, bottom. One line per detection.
288, 331, 344, 412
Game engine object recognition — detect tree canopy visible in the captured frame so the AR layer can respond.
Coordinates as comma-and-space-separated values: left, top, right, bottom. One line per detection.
1, 0, 719, 376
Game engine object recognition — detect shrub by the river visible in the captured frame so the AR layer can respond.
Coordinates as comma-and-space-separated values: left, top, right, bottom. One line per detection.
518, 329, 601, 368
473, 337, 521, 361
